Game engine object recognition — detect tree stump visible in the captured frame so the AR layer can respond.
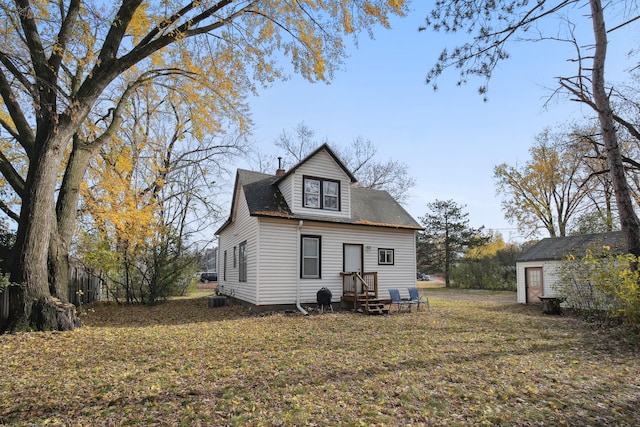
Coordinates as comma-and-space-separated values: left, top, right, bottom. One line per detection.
30, 296, 82, 331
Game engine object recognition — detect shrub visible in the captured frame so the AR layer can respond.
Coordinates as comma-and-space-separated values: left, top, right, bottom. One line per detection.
557, 247, 640, 333
451, 257, 516, 291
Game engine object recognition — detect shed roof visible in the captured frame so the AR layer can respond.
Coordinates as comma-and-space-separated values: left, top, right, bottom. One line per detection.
516, 231, 626, 262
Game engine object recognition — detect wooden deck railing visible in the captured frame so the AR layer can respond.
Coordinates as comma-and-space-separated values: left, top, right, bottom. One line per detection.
341, 271, 378, 298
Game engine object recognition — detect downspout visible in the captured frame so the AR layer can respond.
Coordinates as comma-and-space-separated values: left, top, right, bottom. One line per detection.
296, 220, 309, 316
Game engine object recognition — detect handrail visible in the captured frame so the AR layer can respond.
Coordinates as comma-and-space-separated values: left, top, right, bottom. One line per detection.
341, 271, 378, 310
354, 273, 370, 307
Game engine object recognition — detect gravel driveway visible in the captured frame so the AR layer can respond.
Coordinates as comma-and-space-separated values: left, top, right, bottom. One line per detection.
421, 288, 517, 304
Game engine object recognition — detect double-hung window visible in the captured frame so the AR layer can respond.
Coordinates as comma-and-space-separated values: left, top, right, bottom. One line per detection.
303, 176, 340, 211
304, 178, 321, 208
301, 235, 321, 278
239, 241, 247, 282
323, 181, 339, 210
378, 248, 394, 265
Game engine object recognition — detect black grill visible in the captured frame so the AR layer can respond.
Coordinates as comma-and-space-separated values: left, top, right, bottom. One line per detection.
316, 287, 332, 312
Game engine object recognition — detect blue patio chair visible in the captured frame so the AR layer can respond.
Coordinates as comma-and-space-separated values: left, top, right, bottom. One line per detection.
407, 287, 429, 310
389, 288, 411, 313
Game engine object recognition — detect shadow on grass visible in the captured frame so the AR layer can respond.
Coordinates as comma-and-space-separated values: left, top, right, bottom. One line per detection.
79, 296, 253, 328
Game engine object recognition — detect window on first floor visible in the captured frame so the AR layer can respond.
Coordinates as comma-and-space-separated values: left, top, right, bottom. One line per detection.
378, 248, 394, 265
223, 250, 227, 281
239, 241, 247, 282
301, 235, 321, 278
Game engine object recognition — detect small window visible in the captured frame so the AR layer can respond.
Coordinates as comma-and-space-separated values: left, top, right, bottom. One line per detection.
239, 241, 247, 282
301, 235, 321, 278
223, 250, 227, 281
378, 248, 394, 265
233, 246, 237, 267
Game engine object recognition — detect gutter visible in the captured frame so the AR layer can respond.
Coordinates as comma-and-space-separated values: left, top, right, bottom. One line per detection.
296, 220, 309, 316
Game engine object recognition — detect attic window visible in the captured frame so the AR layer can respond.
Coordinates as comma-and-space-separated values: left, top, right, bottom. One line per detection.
303, 176, 340, 211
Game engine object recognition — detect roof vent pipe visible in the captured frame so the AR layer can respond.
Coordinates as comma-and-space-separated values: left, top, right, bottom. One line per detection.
276, 157, 285, 176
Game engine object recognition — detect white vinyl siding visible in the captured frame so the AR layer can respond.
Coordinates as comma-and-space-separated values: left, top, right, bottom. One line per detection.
278, 175, 294, 209
255, 220, 298, 305
287, 150, 351, 218
516, 260, 562, 304
256, 219, 417, 305
217, 185, 259, 304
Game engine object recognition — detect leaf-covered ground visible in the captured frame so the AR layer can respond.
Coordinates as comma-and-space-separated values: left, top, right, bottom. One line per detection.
1, 293, 639, 426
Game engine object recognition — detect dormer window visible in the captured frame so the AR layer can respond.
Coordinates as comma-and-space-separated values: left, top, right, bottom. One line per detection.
303, 176, 340, 211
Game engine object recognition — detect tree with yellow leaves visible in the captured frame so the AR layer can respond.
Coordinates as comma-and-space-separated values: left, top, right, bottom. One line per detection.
79, 80, 237, 303
452, 232, 520, 290
421, 0, 640, 259
0, 0, 408, 331
494, 127, 597, 238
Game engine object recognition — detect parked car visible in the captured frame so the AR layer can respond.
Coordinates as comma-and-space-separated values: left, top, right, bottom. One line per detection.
417, 273, 430, 281
200, 272, 217, 282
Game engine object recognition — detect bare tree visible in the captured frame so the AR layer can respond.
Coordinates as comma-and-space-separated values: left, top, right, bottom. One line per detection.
421, 0, 640, 256
271, 122, 416, 204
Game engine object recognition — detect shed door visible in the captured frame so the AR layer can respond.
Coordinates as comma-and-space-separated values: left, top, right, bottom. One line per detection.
525, 267, 543, 303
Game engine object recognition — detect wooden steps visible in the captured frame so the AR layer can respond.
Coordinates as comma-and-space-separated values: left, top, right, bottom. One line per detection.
341, 291, 389, 315
356, 296, 389, 315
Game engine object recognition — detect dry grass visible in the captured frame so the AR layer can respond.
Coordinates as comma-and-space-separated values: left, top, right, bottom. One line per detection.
1, 293, 639, 426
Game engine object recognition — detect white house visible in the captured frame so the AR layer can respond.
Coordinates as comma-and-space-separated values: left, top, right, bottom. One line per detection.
215, 144, 422, 313
516, 231, 625, 304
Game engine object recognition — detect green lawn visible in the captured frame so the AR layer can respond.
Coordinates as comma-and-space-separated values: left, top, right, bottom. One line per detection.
1, 294, 639, 426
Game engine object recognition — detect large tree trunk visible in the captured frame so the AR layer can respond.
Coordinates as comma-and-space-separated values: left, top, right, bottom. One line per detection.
48, 142, 99, 302
590, 0, 640, 256
4, 133, 81, 332
48, 230, 69, 301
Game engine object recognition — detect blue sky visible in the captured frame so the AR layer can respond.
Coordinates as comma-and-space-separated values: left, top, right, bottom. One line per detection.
232, 3, 637, 243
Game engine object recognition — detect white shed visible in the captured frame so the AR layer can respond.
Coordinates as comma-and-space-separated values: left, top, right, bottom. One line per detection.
516, 231, 625, 304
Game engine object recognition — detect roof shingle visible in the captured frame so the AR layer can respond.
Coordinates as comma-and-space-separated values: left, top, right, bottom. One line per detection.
516, 231, 626, 262
235, 169, 421, 230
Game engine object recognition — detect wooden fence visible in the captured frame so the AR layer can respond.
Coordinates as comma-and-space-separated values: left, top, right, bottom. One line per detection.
0, 261, 103, 322
68, 261, 103, 307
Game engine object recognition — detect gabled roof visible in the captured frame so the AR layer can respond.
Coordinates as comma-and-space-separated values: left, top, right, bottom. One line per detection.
215, 169, 277, 234
516, 231, 626, 262
273, 143, 357, 185
216, 166, 422, 234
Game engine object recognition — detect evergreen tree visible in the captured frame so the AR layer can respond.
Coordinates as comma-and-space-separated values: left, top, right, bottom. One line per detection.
417, 200, 487, 287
